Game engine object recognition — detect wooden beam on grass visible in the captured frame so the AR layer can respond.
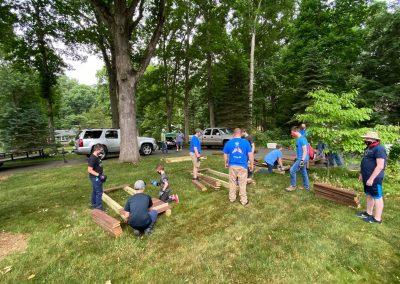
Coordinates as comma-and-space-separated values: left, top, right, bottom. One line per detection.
102, 193, 127, 222
197, 176, 220, 190
198, 174, 221, 188
192, 179, 207, 191
91, 209, 122, 238
164, 156, 207, 164
205, 168, 230, 180
123, 186, 136, 195
199, 173, 229, 189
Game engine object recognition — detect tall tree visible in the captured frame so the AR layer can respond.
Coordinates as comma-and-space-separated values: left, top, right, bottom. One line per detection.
89, 0, 166, 163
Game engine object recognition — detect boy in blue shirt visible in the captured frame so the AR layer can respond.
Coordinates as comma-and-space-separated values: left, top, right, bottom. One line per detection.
223, 128, 254, 206
189, 128, 203, 180
262, 144, 284, 173
286, 126, 310, 191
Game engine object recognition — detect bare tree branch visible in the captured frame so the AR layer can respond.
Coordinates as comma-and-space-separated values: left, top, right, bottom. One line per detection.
88, 0, 113, 26
129, 0, 145, 33
136, 0, 166, 78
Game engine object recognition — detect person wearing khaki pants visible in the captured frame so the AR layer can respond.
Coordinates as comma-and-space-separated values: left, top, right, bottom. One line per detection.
189, 128, 203, 180
223, 128, 254, 206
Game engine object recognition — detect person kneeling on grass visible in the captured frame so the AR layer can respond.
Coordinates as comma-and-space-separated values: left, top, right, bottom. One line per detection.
120, 180, 158, 236
286, 126, 309, 191
260, 144, 284, 173
151, 164, 179, 203
356, 131, 387, 224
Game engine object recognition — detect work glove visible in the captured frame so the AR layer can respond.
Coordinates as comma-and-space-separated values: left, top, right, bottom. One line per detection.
151, 180, 159, 187
98, 174, 107, 183
299, 160, 305, 168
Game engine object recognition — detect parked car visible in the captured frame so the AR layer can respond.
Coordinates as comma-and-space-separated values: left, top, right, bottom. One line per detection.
74, 129, 158, 158
200, 127, 233, 148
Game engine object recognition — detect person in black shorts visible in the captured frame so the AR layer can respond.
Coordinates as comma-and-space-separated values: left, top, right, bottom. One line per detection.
120, 180, 158, 235
151, 164, 179, 203
87, 144, 107, 209
356, 131, 387, 224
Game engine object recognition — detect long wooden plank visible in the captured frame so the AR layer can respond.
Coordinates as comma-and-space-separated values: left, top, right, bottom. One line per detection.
198, 173, 226, 188
205, 168, 230, 180
198, 174, 221, 188
315, 191, 360, 207
314, 183, 357, 197
198, 178, 220, 190
104, 184, 129, 193
102, 193, 127, 222
315, 187, 357, 200
315, 189, 358, 203
192, 179, 207, 191
165, 156, 207, 163
123, 186, 136, 195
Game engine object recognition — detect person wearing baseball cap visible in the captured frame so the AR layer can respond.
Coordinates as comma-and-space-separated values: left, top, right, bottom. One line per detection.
120, 180, 158, 235
356, 131, 387, 224
189, 128, 203, 180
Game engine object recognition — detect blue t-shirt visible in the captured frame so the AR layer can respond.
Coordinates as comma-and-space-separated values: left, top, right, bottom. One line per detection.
189, 135, 202, 154
223, 138, 251, 169
361, 145, 387, 183
264, 149, 282, 165
296, 136, 309, 160
300, 129, 307, 137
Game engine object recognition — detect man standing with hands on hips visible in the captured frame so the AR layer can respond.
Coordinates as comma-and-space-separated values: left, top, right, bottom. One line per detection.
87, 144, 107, 210
223, 128, 254, 206
190, 128, 203, 180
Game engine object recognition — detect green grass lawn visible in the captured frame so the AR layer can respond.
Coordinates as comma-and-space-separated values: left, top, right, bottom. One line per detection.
0, 156, 399, 283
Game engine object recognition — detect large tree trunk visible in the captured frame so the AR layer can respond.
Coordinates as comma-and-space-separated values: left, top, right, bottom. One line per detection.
184, 53, 190, 143
47, 100, 56, 146
206, 52, 215, 127
108, 69, 119, 128
113, 24, 140, 163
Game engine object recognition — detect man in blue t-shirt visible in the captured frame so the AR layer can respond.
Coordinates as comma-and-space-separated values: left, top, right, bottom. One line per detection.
189, 128, 203, 180
286, 126, 310, 191
356, 131, 387, 224
262, 145, 284, 173
223, 128, 254, 206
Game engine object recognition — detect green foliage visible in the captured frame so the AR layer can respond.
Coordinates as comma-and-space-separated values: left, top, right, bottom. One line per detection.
388, 142, 400, 162
296, 89, 399, 154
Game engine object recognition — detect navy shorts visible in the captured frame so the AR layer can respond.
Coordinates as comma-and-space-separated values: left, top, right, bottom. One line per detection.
364, 183, 383, 199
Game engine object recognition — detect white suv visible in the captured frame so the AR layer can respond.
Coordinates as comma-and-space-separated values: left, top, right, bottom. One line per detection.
74, 129, 158, 158
200, 128, 233, 148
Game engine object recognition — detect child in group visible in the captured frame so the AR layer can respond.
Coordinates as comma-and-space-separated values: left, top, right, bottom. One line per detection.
120, 180, 158, 236
262, 144, 284, 173
151, 164, 179, 203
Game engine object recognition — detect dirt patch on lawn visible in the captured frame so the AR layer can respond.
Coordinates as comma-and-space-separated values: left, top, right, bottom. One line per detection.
0, 232, 28, 261
0, 175, 11, 182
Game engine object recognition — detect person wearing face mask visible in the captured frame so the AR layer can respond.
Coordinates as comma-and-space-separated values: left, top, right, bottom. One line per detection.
150, 164, 179, 203
356, 131, 387, 224
87, 144, 107, 210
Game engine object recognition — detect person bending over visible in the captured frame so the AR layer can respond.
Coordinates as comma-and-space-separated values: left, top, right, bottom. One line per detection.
261, 144, 284, 173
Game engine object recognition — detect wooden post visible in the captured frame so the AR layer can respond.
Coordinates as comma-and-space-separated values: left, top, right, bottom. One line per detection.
102, 193, 127, 222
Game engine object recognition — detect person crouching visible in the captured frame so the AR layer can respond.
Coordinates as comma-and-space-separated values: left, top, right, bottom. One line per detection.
120, 180, 158, 236
151, 164, 179, 203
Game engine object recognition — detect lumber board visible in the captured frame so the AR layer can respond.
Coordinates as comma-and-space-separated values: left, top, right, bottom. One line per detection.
91, 209, 122, 238
165, 156, 206, 163
103, 184, 129, 193
315, 191, 360, 207
199, 173, 229, 189
150, 198, 171, 214
205, 168, 230, 180
102, 193, 127, 222
197, 177, 220, 190
314, 186, 357, 200
211, 152, 224, 155
314, 183, 357, 197
192, 179, 207, 191
123, 186, 136, 195
315, 188, 358, 203
198, 174, 221, 188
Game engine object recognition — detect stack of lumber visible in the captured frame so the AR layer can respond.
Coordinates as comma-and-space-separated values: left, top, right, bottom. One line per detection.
150, 198, 172, 216
314, 182, 360, 208
91, 209, 122, 238
198, 174, 221, 189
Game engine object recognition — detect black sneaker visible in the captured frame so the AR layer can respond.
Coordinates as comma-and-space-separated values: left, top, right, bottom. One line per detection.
363, 216, 382, 224
356, 211, 371, 219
